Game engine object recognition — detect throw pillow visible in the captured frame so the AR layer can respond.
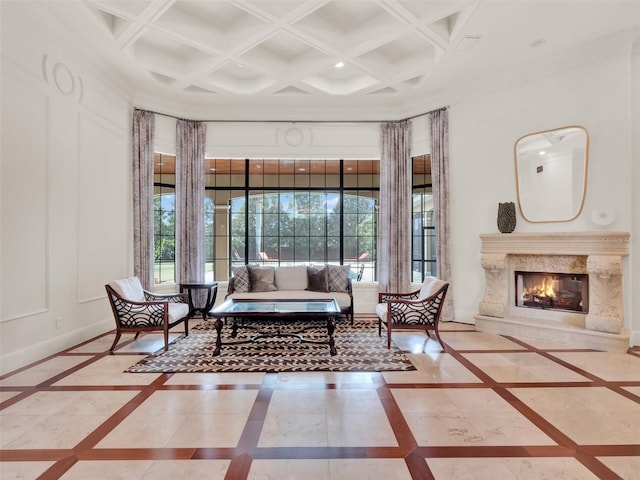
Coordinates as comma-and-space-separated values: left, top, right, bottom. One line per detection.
248, 266, 277, 292
306, 266, 329, 292
232, 266, 250, 293
326, 264, 351, 292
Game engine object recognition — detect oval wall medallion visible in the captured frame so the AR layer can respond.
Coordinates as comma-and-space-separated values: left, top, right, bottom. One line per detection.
277, 125, 311, 148
285, 127, 304, 146
41, 54, 83, 102
53, 62, 75, 96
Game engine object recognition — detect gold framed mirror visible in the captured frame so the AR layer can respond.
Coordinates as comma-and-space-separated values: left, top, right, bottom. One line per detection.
514, 126, 589, 223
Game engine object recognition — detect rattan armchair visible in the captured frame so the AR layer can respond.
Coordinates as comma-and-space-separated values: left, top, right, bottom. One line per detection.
376, 277, 449, 351
105, 277, 190, 352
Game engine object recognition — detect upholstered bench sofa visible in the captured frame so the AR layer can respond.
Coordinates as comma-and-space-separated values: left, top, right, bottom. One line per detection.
226, 264, 354, 323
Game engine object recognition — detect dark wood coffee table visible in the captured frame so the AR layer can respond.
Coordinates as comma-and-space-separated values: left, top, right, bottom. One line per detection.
208, 298, 343, 356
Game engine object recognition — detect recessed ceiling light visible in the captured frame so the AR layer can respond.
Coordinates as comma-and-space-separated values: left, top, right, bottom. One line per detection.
157, 162, 165, 166
334, 61, 345, 68
298, 168, 306, 171
209, 167, 217, 171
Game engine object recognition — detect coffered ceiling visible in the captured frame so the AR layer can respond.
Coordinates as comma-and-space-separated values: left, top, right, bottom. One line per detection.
14, 0, 640, 120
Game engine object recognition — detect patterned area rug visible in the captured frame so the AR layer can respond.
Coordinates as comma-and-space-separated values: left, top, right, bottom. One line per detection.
126, 318, 416, 373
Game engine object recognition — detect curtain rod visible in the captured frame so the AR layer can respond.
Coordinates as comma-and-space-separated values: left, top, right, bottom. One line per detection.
135, 106, 448, 124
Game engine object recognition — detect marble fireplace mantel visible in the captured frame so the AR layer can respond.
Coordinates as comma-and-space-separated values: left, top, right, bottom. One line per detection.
474, 231, 630, 352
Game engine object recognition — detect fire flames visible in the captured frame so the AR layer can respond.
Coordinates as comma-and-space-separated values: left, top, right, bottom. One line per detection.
522, 276, 556, 301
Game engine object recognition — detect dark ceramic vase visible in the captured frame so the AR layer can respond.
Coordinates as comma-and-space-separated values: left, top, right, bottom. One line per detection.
497, 202, 516, 233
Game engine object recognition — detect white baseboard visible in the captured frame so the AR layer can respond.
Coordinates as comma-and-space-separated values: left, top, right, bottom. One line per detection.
0, 318, 113, 376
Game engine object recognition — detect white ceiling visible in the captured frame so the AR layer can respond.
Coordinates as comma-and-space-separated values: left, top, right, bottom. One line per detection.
19, 0, 640, 120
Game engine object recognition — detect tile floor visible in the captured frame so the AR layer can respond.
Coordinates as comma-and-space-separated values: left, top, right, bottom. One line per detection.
1, 315, 639, 479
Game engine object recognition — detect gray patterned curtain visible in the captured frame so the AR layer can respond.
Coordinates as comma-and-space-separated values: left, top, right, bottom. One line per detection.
176, 119, 206, 285
132, 109, 155, 290
427, 107, 454, 321
378, 120, 412, 294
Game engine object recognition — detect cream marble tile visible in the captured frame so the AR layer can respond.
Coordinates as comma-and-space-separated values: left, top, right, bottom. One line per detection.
164, 371, 265, 385
382, 353, 480, 384
462, 352, 591, 383
392, 388, 554, 446
197, 389, 259, 414
2, 413, 114, 449
510, 387, 640, 444
142, 459, 230, 480
439, 321, 477, 331
402, 412, 485, 445
0, 355, 95, 386
268, 389, 327, 414
248, 459, 330, 480
96, 391, 254, 448
463, 411, 555, 446
275, 371, 328, 384
549, 352, 640, 381
96, 413, 189, 448
427, 457, 599, 480
427, 457, 517, 479
0, 461, 56, 480
323, 371, 380, 384
60, 460, 153, 479
392, 388, 460, 414
1, 390, 137, 417
53, 355, 160, 386
0, 414, 46, 447
165, 413, 248, 447
623, 386, 640, 397
325, 388, 384, 413
115, 332, 183, 353
439, 331, 526, 351
1, 391, 137, 449
510, 386, 639, 413
258, 413, 328, 447
329, 458, 412, 479
67, 335, 114, 353
139, 389, 258, 416
598, 456, 640, 480
327, 412, 398, 446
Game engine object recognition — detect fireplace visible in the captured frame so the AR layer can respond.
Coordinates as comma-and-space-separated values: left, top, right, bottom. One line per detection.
515, 272, 588, 313
475, 232, 630, 353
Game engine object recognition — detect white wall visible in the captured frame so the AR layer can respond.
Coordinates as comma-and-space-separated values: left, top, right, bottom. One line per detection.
1, 6, 132, 373
449, 49, 637, 342
155, 113, 429, 159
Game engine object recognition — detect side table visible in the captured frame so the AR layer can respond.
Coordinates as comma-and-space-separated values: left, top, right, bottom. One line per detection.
178, 282, 219, 319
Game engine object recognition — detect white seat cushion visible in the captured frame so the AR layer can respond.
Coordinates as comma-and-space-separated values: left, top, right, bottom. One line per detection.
375, 302, 388, 321
168, 302, 190, 322
109, 277, 145, 302
418, 276, 447, 299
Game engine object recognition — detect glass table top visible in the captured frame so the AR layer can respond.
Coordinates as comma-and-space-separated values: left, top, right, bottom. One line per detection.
214, 299, 339, 314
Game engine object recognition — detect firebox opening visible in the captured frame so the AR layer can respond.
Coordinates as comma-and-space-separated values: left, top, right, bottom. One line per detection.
515, 271, 588, 313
